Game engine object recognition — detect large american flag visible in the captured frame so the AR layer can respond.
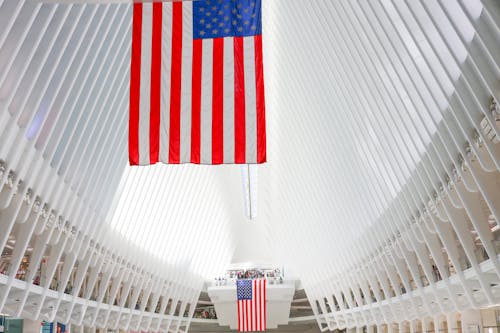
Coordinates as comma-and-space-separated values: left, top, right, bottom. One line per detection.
237, 279, 266, 331
129, 0, 266, 165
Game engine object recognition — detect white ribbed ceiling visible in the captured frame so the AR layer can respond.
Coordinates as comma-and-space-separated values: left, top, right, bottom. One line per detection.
1, 0, 500, 329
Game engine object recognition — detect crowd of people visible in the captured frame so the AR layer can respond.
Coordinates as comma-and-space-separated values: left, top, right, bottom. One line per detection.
213, 268, 284, 286
193, 307, 217, 319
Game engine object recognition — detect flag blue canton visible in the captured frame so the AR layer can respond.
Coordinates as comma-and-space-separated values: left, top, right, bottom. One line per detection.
193, 0, 262, 39
237, 280, 253, 300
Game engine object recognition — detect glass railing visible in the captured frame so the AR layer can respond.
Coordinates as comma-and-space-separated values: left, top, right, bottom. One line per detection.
211, 276, 287, 287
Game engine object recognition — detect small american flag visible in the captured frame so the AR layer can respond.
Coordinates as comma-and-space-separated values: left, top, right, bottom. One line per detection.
237, 279, 266, 331
129, 0, 266, 165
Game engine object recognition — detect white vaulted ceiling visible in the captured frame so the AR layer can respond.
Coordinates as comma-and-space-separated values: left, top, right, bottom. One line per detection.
0, 0, 499, 331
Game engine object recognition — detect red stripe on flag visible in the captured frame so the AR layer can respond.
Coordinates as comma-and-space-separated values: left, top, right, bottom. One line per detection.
169, 1, 182, 164
237, 300, 241, 331
253, 280, 256, 331
258, 280, 261, 331
234, 36, 246, 163
191, 39, 202, 164
212, 37, 224, 164
149, 2, 162, 164
129, 3, 142, 165
257, 280, 260, 331
254, 35, 266, 163
255, 280, 260, 331
255, 280, 258, 331
241, 300, 244, 331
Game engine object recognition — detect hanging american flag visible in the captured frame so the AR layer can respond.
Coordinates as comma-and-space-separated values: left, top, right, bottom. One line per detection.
129, 0, 266, 165
237, 279, 266, 331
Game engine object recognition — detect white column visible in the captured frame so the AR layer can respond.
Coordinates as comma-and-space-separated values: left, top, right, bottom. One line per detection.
434, 316, 444, 333
399, 322, 407, 333
461, 310, 482, 333
410, 320, 418, 333
422, 317, 432, 333
447, 313, 459, 333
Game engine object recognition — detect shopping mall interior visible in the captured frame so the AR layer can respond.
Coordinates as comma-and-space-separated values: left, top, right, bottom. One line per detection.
0, 0, 499, 332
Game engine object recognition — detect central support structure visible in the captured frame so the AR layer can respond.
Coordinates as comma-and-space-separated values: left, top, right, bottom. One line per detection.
208, 280, 295, 330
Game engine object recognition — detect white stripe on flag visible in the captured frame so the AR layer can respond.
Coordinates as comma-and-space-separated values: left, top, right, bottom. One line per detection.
243, 36, 257, 164
242, 299, 245, 332
180, 2, 193, 162
247, 299, 250, 331
248, 299, 251, 332
255, 280, 259, 331
238, 299, 242, 331
260, 279, 264, 331
251, 297, 254, 331
200, 39, 213, 164
139, 4, 153, 165
241, 299, 245, 332
223, 37, 235, 163
159, 2, 172, 162
241, 300, 244, 332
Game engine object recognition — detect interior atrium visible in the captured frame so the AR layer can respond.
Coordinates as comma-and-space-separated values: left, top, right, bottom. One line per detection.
0, 0, 499, 332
